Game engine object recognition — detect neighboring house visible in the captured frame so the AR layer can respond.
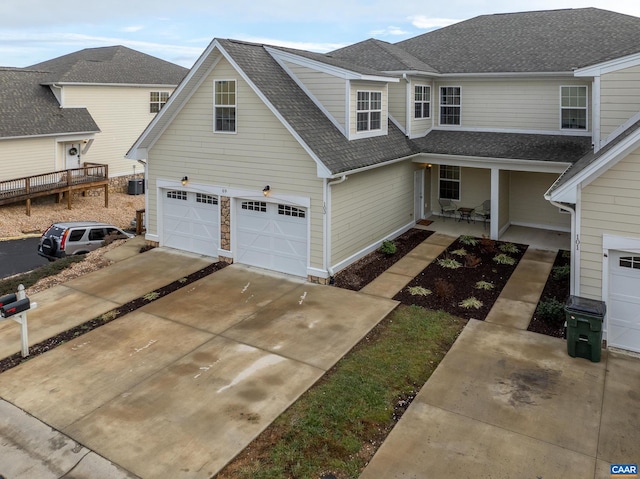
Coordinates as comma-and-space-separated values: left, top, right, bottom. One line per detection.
0, 46, 187, 187
127, 8, 640, 351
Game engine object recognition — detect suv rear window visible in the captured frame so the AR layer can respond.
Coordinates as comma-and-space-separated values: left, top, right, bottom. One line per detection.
68, 229, 86, 242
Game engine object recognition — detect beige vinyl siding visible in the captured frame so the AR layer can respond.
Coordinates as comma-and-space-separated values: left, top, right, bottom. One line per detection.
147, 57, 324, 268
434, 78, 591, 132
510, 172, 570, 230
330, 161, 415, 266
0, 137, 57, 181
409, 79, 433, 137
64, 85, 172, 176
388, 81, 406, 131
349, 80, 388, 137
283, 61, 347, 130
579, 147, 640, 300
600, 65, 640, 139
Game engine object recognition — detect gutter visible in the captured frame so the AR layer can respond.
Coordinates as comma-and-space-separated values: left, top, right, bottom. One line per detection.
324, 175, 348, 282
549, 199, 578, 295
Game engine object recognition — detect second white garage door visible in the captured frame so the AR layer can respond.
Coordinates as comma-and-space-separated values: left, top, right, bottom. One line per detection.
163, 190, 219, 257
236, 200, 308, 277
608, 251, 640, 353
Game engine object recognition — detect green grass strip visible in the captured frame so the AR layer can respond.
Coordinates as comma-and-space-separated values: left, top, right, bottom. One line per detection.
221, 305, 466, 479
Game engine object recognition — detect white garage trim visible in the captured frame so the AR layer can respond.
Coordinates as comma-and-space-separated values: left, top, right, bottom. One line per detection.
602, 234, 640, 352
234, 198, 309, 277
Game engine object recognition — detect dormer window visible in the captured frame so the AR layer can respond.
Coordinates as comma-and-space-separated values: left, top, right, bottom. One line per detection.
356, 91, 382, 131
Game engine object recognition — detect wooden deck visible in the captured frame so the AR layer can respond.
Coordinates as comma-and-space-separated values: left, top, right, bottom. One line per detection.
0, 163, 109, 216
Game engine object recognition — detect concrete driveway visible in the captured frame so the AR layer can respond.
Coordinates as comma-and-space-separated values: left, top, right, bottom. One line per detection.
0, 257, 397, 478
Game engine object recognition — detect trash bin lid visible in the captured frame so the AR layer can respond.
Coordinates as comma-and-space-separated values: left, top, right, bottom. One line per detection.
565, 295, 606, 316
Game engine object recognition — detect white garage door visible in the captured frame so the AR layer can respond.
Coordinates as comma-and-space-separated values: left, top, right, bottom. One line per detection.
236, 200, 308, 277
608, 251, 640, 353
163, 190, 219, 257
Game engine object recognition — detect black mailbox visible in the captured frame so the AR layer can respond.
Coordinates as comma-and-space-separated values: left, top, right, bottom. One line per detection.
0, 298, 30, 318
0, 293, 17, 307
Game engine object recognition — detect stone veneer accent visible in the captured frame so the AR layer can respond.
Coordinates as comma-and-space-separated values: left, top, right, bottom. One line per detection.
220, 196, 231, 251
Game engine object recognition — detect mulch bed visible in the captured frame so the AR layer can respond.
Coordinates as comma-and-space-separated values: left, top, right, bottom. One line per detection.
527, 249, 570, 338
332, 228, 433, 291
393, 236, 527, 320
0, 260, 227, 374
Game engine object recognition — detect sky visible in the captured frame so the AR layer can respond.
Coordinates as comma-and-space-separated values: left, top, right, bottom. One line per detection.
2, 0, 640, 69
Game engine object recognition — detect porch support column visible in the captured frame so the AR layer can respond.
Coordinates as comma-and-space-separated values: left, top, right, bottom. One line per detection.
490, 168, 500, 240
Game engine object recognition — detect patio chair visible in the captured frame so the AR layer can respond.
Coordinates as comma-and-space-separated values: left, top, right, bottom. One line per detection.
438, 199, 457, 220
474, 200, 491, 228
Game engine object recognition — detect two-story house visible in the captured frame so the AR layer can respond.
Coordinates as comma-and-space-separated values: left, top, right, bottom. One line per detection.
127, 8, 640, 352
1, 46, 187, 189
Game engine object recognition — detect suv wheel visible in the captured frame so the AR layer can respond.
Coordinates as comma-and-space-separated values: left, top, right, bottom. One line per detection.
42, 237, 58, 257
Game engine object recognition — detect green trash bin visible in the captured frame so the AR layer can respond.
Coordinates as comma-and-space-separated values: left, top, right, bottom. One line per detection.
565, 296, 606, 362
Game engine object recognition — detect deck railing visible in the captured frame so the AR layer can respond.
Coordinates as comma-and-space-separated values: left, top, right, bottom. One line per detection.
0, 163, 109, 215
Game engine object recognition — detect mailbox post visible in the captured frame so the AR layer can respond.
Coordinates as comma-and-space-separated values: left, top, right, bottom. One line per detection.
0, 284, 37, 358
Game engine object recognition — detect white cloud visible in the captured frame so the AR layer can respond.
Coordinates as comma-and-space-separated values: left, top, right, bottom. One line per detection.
370, 26, 411, 36
122, 25, 145, 33
408, 15, 461, 29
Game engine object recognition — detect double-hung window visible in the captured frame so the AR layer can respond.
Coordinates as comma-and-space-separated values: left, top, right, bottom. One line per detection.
561, 86, 587, 130
414, 85, 431, 119
214, 80, 236, 133
150, 91, 169, 113
439, 165, 460, 200
356, 91, 382, 132
440, 87, 461, 125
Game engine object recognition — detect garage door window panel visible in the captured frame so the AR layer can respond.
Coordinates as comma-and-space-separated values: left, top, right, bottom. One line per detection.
242, 201, 267, 212
620, 256, 640, 269
167, 190, 187, 200
278, 204, 306, 218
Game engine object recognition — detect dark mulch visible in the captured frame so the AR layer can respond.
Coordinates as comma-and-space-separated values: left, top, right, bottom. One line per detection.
332, 228, 434, 291
527, 249, 570, 338
0, 261, 227, 374
393, 236, 527, 320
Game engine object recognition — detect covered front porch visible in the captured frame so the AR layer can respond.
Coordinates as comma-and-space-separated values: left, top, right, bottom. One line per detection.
417, 215, 571, 251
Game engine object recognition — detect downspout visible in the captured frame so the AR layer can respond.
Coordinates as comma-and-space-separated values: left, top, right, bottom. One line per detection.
403, 74, 410, 138
549, 199, 577, 295
325, 175, 348, 282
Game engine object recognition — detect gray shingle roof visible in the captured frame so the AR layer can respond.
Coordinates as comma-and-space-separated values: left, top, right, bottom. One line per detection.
328, 39, 439, 74
548, 119, 640, 194
413, 130, 592, 162
0, 68, 99, 139
396, 8, 640, 73
218, 40, 419, 174
28, 46, 188, 85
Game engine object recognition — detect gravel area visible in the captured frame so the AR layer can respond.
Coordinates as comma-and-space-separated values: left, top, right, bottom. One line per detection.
0, 192, 144, 238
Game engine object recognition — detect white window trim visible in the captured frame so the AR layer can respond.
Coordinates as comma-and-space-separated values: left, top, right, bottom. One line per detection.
150, 91, 170, 113
439, 86, 462, 126
356, 90, 382, 132
213, 78, 237, 134
414, 84, 431, 120
560, 85, 588, 131
438, 165, 461, 201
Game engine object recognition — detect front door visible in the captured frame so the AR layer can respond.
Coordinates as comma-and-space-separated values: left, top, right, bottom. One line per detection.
414, 169, 424, 222
65, 144, 81, 170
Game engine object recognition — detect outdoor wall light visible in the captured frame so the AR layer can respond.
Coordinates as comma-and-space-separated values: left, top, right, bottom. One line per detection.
263, 185, 270, 196
181, 176, 188, 186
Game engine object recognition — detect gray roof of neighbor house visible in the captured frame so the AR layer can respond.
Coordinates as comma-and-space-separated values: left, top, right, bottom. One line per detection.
332, 8, 640, 74
0, 68, 99, 139
28, 45, 188, 85
218, 39, 420, 174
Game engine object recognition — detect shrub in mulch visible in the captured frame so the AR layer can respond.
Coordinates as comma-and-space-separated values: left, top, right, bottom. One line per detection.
393, 236, 527, 320
528, 249, 570, 338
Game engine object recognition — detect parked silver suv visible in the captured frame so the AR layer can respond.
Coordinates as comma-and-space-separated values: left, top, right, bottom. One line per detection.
37, 221, 133, 260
